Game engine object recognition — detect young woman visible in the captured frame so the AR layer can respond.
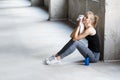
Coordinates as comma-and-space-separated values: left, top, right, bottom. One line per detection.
45, 11, 100, 65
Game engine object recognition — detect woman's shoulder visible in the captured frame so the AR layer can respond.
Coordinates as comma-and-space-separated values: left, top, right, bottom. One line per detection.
87, 27, 96, 36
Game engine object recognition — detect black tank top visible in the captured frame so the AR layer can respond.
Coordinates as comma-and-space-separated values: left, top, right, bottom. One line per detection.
86, 33, 100, 52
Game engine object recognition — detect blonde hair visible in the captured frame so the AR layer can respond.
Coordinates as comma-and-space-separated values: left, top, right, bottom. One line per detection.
85, 11, 99, 28
86, 11, 94, 15
93, 15, 99, 28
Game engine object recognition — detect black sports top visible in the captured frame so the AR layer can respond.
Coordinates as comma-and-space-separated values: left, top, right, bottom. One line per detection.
86, 33, 100, 52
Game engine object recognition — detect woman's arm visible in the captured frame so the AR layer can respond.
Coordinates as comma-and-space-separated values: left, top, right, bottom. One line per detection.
73, 26, 96, 41
70, 21, 81, 38
73, 28, 89, 41
70, 26, 80, 38
72, 26, 80, 39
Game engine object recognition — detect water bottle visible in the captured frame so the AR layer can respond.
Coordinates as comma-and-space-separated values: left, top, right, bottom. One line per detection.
85, 57, 90, 66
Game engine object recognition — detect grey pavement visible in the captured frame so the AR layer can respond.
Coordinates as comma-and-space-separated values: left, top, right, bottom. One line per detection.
0, 3, 120, 80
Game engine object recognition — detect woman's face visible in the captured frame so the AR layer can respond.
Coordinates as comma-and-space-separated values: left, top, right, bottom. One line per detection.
83, 14, 94, 26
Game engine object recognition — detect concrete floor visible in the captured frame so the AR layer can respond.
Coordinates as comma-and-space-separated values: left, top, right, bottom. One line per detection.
0, 5, 120, 80
0, 0, 31, 8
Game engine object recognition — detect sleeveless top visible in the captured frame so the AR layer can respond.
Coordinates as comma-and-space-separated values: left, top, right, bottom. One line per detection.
86, 33, 100, 52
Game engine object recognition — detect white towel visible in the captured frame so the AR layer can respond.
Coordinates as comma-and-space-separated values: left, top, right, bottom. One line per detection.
76, 15, 85, 34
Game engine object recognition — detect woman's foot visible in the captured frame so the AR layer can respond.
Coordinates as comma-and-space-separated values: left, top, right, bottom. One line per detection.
45, 55, 61, 65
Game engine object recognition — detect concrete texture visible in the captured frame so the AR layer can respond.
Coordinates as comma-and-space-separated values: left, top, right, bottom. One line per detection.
0, 0, 31, 8
49, 0, 68, 20
68, 0, 86, 23
44, 0, 49, 10
31, 0, 44, 7
0, 6, 120, 80
104, 0, 120, 60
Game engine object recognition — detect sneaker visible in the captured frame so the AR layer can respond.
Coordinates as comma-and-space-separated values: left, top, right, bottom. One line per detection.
45, 55, 61, 65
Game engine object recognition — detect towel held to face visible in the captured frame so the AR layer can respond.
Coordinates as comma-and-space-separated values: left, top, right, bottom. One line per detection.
77, 15, 85, 34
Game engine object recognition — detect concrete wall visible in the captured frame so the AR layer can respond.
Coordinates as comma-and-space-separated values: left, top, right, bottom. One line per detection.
68, 0, 86, 23
49, 0, 68, 20
31, 0, 44, 6
104, 0, 120, 61
44, 0, 49, 9
68, 0, 105, 60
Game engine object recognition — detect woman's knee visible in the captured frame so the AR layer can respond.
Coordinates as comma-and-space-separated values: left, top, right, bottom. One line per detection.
72, 41, 80, 47
74, 40, 86, 48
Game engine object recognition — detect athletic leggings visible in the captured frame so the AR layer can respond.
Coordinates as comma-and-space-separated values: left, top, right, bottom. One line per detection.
57, 39, 100, 62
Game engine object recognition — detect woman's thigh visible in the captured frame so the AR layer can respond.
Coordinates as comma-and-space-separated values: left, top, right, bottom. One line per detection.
75, 40, 95, 62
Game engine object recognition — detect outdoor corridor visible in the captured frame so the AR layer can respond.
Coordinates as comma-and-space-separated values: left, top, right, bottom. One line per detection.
0, 1, 120, 80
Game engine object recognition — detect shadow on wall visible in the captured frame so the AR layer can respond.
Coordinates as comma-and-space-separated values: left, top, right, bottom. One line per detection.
31, 0, 44, 7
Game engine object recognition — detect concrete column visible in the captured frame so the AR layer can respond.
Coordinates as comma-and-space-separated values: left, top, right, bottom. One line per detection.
104, 0, 120, 61
44, 0, 49, 10
49, 0, 68, 20
31, 0, 44, 6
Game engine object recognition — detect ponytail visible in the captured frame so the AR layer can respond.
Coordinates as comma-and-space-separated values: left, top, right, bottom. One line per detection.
93, 15, 99, 28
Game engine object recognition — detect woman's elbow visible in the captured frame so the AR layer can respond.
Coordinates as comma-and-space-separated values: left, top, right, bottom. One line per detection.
73, 36, 79, 41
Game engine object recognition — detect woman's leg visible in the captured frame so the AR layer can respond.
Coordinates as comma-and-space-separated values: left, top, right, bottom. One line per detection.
56, 39, 88, 59
75, 40, 95, 62
56, 39, 77, 59
73, 40, 100, 62
56, 39, 99, 62
45, 39, 76, 65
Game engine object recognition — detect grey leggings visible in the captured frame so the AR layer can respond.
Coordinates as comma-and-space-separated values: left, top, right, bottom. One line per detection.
57, 39, 100, 62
